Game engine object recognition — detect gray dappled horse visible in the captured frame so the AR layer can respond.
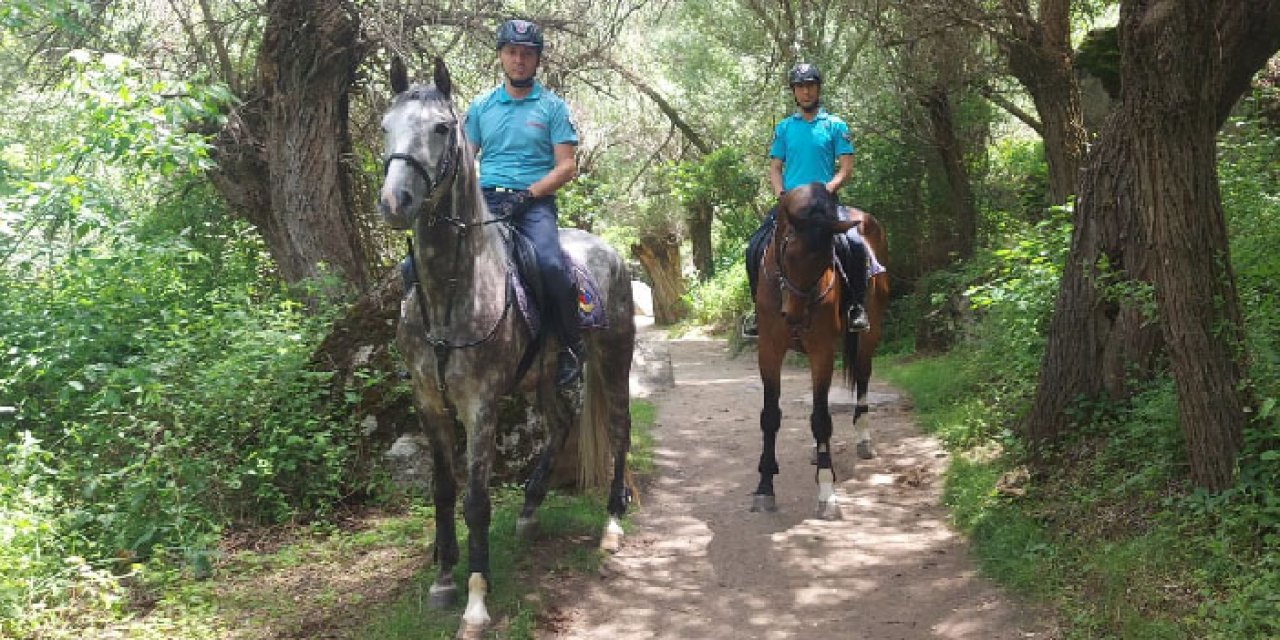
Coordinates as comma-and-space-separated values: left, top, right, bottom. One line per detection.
377, 57, 635, 639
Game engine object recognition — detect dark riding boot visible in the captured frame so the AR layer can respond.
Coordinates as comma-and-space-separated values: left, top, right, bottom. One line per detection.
741, 209, 776, 340
556, 291, 586, 388
834, 232, 870, 334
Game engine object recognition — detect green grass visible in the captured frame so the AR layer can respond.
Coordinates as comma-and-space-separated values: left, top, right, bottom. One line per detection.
880, 351, 1280, 639
360, 399, 659, 639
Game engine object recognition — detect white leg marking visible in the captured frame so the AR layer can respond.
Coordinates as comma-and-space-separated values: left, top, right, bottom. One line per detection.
461, 572, 491, 627
601, 515, 625, 552
817, 468, 836, 503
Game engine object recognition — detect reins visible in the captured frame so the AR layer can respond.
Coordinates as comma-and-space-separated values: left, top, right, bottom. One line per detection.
387, 101, 521, 391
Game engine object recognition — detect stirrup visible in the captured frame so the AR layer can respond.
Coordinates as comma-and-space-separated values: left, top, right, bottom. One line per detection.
846, 306, 870, 333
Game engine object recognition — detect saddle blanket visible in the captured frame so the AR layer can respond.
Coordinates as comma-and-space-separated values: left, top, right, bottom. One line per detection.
510, 254, 609, 339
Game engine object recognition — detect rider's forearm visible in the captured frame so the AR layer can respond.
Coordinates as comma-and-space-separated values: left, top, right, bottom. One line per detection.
768, 159, 785, 198
529, 149, 577, 198
826, 154, 853, 193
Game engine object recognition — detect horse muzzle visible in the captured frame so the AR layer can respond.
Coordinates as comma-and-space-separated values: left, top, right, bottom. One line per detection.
379, 186, 417, 230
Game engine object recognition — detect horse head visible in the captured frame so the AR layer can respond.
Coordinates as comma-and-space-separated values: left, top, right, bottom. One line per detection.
775, 183, 856, 323
378, 57, 462, 229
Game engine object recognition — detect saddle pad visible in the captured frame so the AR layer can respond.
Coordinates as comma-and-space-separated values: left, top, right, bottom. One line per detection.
511, 251, 609, 337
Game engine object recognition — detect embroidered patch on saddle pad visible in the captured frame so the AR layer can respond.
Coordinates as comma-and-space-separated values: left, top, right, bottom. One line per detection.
510, 252, 609, 338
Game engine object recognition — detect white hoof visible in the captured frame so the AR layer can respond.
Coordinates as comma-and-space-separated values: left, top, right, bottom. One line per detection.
455, 621, 487, 640
817, 498, 842, 520
600, 516, 625, 553
458, 573, 490, 638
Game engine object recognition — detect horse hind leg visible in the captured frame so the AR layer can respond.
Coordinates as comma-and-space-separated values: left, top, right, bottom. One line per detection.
599, 340, 633, 552
516, 396, 573, 540
855, 401, 875, 458
854, 374, 876, 459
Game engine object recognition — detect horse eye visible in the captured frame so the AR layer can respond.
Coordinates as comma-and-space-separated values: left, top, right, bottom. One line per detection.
433, 123, 449, 135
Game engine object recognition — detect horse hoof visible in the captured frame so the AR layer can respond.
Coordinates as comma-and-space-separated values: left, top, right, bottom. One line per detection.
856, 440, 876, 460
515, 516, 538, 541
750, 494, 778, 513
600, 517, 625, 553
817, 499, 842, 521
600, 531, 622, 553
428, 583, 457, 609
455, 621, 487, 640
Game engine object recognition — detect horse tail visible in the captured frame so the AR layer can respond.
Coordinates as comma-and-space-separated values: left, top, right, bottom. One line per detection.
576, 353, 613, 489
842, 325, 860, 391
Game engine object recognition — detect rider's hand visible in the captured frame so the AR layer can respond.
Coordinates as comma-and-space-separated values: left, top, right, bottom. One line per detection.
501, 189, 535, 217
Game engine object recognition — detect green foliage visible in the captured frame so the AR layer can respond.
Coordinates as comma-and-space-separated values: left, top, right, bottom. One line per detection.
883, 85, 1280, 636
0, 48, 366, 634
683, 252, 751, 331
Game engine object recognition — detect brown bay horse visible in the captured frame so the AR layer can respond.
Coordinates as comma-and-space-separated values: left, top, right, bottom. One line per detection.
751, 183, 889, 519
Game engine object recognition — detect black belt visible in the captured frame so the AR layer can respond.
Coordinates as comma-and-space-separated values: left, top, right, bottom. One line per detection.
482, 186, 523, 193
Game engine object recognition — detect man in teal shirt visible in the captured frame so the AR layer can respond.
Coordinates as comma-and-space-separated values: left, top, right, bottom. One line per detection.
465, 19, 584, 387
744, 62, 869, 335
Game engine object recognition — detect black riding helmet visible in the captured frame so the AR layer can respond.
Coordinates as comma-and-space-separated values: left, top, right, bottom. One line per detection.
788, 63, 822, 86
496, 19, 544, 53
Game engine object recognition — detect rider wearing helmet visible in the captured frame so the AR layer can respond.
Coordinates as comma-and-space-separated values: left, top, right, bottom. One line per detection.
464, 19, 585, 387
743, 62, 870, 336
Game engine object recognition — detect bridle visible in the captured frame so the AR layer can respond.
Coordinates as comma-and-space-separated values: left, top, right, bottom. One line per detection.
383, 99, 518, 392
382, 105, 462, 228
774, 226, 837, 309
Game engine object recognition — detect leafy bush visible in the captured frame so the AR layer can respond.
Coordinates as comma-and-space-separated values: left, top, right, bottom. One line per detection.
0, 50, 368, 632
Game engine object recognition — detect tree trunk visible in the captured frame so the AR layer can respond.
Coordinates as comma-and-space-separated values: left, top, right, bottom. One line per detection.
1028, 0, 1280, 490
687, 201, 715, 281
1001, 0, 1086, 206
921, 86, 977, 260
632, 232, 686, 325
251, 0, 370, 294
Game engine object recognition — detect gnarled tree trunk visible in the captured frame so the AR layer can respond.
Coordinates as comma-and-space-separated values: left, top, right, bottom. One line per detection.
211, 0, 371, 297
632, 232, 686, 325
1028, 0, 1280, 490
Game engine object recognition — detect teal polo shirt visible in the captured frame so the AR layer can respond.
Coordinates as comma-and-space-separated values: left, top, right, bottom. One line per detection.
463, 82, 578, 190
768, 108, 854, 191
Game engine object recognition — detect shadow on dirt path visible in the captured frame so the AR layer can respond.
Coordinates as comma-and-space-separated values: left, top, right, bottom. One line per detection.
537, 330, 1056, 639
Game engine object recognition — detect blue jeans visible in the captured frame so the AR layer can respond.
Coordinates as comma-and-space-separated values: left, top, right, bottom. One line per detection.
483, 190, 580, 349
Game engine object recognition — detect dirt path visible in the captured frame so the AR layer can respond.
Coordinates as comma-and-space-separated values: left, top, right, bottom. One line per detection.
539, 329, 1054, 639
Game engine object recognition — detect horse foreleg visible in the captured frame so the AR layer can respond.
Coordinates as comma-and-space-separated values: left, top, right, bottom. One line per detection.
423, 420, 460, 609
459, 405, 496, 639
753, 359, 783, 513
811, 358, 841, 521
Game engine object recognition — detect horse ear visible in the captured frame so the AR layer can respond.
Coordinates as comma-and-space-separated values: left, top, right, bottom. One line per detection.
390, 56, 409, 94
433, 57, 452, 98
